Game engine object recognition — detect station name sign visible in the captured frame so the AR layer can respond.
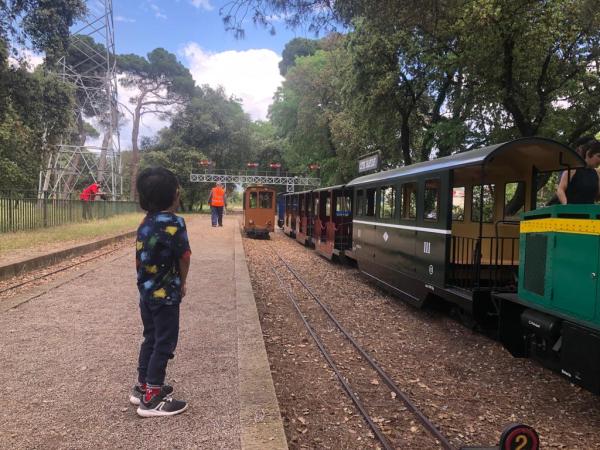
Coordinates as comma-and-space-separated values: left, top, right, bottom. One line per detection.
358, 151, 381, 174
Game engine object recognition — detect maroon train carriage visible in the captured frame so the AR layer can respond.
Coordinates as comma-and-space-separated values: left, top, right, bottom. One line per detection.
243, 185, 276, 238
312, 185, 354, 260
283, 192, 298, 237
295, 190, 314, 246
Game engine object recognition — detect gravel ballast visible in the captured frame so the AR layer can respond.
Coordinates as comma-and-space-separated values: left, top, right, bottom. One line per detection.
243, 230, 600, 449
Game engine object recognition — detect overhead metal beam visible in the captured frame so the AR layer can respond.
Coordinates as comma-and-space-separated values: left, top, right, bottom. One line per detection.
190, 173, 320, 192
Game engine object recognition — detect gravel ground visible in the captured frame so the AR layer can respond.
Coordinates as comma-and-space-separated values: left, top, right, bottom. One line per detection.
0, 216, 244, 449
0, 241, 129, 300
243, 229, 600, 449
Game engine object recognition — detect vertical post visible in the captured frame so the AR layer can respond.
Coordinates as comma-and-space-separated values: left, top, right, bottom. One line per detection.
8, 190, 14, 232
43, 191, 49, 227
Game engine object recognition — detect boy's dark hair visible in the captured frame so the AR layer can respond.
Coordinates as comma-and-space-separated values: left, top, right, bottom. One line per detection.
137, 167, 179, 212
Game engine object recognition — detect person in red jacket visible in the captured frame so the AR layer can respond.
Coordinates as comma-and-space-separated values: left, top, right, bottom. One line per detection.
80, 182, 101, 220
208, 182, 227, 227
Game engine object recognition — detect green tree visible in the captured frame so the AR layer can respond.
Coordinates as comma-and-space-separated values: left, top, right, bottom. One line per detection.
118, 48, 195, 199
169, 85, 254, 172
279, 38, 319, 76
1, 0, 87, 66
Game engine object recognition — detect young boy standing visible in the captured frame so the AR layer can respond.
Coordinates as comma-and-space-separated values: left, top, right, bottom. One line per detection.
129, 167, 191, 417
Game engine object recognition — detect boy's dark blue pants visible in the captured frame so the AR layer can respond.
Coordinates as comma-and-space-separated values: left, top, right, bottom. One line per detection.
137, 300, 180, 386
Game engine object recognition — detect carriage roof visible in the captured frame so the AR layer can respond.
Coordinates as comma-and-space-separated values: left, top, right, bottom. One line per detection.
346, 137, 583, 187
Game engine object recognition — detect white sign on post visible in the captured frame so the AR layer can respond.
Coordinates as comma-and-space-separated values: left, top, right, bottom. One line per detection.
358, 152, 381, 174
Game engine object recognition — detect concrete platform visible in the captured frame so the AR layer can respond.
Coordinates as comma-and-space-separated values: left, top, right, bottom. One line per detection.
0, 215, 287, 449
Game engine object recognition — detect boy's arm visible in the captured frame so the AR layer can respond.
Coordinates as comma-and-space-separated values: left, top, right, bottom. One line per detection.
179, 250, 191, 297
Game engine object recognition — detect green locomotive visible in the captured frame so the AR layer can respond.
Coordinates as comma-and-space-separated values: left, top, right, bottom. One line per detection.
495, 204, 600, 393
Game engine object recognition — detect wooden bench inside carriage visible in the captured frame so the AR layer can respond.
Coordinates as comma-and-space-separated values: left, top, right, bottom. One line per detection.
448, 221, 520, 291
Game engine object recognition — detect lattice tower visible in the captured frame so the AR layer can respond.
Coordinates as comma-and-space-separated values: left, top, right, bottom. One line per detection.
40, 0, 122, 199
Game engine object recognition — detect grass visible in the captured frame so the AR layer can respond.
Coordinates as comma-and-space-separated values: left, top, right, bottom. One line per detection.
0, 212, 144, 256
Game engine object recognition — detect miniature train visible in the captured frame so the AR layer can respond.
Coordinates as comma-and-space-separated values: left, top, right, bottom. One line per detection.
242, 185, 276, 238
280, 137, 600, 394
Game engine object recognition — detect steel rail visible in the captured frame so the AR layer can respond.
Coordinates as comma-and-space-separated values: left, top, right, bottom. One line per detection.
0, 244, 127, 296
269, 245, 455, 450
269, 264, 395, 450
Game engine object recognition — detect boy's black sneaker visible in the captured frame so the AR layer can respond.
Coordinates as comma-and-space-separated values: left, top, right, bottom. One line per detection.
136, 394, 188, 418
129, 384, 174, 406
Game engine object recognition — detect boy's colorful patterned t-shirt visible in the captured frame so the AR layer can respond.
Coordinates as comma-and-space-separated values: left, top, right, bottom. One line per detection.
136, 212, 191, 304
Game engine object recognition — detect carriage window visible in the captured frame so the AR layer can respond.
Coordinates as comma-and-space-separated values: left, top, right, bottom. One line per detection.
336, 196, 352, 217
249, 192, 258, 208
401, 183, 417, 220
504, 182, 524, 219
536, 171, 561, 208
379, 186, 396, 219
356, 190, 365, 216
452, 187, 465, 221
314, 197, 320, 215
325, 197, 331, 217
358, 188, 376, 217
471, 184, 495, 223
424, 179, 440, 222
259, 191, 273, 209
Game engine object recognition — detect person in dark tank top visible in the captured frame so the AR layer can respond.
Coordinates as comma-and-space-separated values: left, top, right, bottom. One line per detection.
556, 140, 600, 204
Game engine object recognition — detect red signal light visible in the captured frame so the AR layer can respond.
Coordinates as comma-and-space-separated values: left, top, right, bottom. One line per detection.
269, 162, 281, 169
247, 162, 259, 168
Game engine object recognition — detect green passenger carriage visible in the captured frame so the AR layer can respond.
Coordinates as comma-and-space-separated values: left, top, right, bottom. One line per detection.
347, 137, 600, 393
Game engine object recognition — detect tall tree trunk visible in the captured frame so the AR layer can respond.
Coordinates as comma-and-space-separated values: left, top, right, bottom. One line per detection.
97, 103, 117, 192
400, 113, 412, 166
129, 100, 143, 200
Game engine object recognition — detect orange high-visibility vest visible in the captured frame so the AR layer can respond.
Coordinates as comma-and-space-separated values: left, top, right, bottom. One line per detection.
211, 186, 225, 206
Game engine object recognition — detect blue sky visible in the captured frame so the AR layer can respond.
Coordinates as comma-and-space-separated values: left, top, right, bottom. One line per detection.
85, 0, 314, 145
113, 0, 303, 56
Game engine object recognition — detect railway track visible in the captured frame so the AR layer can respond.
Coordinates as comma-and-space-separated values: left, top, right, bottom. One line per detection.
0, 243, 128, 297
265, 243, 454, 450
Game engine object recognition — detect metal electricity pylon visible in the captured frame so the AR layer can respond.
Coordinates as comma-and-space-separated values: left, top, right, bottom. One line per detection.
40, 0, 122, 199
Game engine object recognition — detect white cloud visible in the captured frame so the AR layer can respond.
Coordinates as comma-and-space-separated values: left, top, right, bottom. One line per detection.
115, 15, 136, 23
182, 42, 283, 121
109, 44, 284, 148
8, 49, 44, 71
150, 3, 167, 19
190, 0, 214, 11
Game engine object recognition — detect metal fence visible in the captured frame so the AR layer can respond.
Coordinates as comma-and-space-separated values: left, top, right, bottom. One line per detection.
0, 191, 139, 233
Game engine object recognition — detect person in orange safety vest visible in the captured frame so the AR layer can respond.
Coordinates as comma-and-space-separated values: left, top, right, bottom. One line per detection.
208, 182, 227, 227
